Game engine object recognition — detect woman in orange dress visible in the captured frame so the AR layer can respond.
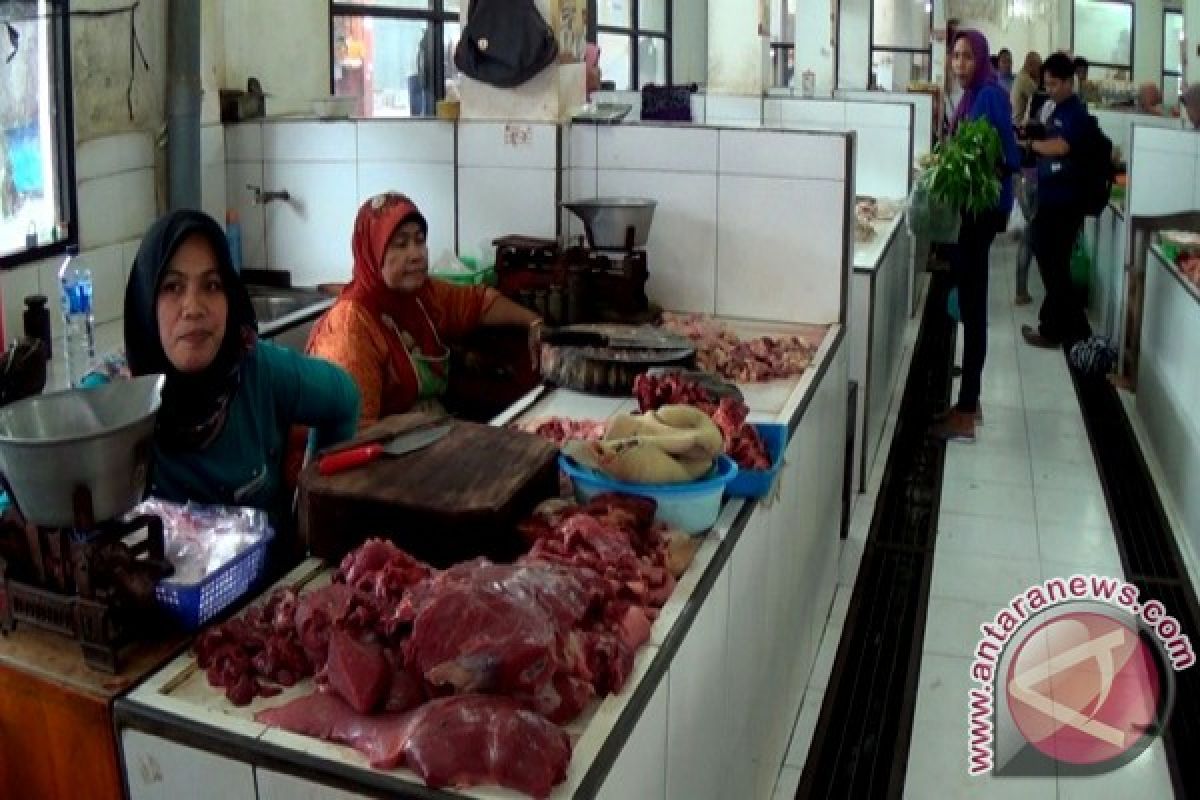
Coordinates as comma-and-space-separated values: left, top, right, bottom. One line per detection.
307, 192, 541, 429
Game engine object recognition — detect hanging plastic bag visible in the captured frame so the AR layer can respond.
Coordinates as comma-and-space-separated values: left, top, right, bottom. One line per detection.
906, 182, 961, 244
454, 0, 559, 89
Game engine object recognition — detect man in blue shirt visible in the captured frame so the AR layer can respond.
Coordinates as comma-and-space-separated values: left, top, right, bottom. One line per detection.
1022, 53, 1091, 349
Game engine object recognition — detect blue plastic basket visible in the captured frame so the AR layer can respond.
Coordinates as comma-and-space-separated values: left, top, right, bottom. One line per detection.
727, 423, 788, 498
155, 529, 273, 630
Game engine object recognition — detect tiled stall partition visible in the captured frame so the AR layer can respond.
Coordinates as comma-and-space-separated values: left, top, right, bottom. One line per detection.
835, 89, 934, 166
201, 123, 227, 226
565, 123, 852, 324
1094, 110, 1187, 167
765, 97, 912, 200
456, 121, 560, 262
1128, 125, 1200, 217
224, 119, 456, 286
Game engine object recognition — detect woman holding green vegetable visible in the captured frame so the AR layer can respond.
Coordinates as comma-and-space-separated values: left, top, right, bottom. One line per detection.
933, 30, 1021, 443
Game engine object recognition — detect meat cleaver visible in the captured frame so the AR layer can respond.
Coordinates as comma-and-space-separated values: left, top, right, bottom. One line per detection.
317, 423, 453, 476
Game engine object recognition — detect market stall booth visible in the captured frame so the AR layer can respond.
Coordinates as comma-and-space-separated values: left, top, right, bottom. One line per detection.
111, 118, 858, 800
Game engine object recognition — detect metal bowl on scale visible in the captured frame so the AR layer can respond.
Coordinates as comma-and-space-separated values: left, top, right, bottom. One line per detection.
0, 374, 165, 528
562, 197, 657, 250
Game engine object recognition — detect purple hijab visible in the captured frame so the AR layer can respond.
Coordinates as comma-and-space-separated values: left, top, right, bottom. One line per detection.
950, 30, 997, 133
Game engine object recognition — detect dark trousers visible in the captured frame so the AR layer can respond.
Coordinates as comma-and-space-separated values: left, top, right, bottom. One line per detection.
1031, 204, 1087, 345
952, 210, 1003, 413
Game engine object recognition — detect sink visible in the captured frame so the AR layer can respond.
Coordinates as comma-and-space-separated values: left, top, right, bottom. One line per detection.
245, 286, 333, 347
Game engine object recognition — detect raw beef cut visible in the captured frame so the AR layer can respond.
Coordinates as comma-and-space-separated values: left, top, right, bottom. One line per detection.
659, 312, 815, 382
256, 693, 571, 799
325, 629, 390, 713
517, 416, 608, 446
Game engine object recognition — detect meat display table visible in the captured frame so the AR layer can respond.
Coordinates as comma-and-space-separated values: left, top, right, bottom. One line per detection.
850, 212, 913, 492
114, 321, 849, 800
0, 623, 186, 800
1128, 246, 1200, 573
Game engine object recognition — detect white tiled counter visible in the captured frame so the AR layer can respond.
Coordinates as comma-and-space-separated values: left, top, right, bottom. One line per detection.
114, 322, 850, 800
1084, 200, 1127, 343
849, 211, 912, 492
1131, 246, 1200, 576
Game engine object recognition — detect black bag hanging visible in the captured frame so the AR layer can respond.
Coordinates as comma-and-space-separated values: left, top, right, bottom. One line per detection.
454, 0, 560, 89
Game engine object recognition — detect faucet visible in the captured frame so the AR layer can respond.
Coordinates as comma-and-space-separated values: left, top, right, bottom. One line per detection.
247, 184, 291, 204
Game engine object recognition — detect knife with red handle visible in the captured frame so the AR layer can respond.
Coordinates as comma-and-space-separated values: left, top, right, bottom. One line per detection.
317, 424, 453, 476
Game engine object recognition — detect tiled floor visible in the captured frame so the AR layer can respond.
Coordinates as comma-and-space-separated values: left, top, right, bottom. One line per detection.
774, 241, 1178, 798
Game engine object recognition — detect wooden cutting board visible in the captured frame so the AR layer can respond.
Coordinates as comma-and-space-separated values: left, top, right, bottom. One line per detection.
298, 414, 559, 566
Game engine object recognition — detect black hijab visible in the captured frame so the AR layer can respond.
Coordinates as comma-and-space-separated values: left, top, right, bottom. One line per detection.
125, 210, 258, 451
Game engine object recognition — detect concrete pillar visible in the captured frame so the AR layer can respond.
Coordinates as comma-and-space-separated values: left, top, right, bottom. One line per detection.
707, 0, 768, 94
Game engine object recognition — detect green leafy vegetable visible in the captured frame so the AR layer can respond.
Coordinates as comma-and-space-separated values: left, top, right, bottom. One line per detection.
921, 118, 1003, 216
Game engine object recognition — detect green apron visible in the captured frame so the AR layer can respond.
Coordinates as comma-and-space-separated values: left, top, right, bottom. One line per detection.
383, 296, 449, 407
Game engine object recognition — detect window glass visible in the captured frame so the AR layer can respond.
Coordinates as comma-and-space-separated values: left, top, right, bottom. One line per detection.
598, 32, 632, 90
871, 49, 931, 92
872, 0, 931, 50
1073, 1, 1133, 67
638, 36, 667, 88
598, 0, 632, 27
333, 16, 435, 118
1, 2, 71, 259
444, 0, 460, 12
638, 0, 667, 32
1163, 11, 1183, 74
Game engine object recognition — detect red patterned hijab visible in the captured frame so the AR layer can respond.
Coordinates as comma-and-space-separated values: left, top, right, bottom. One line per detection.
340, 193, 436, 378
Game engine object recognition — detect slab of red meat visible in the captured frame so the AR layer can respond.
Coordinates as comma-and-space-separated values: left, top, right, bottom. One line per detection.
256, 693, 571, 799
520, 417, 607, 447
403, 561, 591, 696
325, 629, 391, 713
335, 538, 431, 603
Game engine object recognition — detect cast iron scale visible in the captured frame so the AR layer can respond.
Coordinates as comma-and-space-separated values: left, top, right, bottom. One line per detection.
0, 485, 172, 673
494, 235, 656, 327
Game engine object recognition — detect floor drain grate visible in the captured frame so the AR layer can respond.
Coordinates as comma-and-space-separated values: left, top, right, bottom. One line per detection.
1070, 368, 1200, 798
797, 272, 955, 798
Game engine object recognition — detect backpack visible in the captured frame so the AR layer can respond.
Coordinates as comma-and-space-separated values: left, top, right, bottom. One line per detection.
1070, 114, 1115, 217
454, 0, 559, 89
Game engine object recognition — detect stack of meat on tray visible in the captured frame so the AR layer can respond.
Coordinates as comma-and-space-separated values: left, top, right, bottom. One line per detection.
658, 312, 816, 383
193, 494, 695, 799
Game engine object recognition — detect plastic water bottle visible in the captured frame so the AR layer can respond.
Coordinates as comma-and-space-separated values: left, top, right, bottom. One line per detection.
226, 209, 243, 273
58, 245, 96, 388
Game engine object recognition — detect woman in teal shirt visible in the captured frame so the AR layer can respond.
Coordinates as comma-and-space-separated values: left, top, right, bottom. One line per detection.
123, 210, 359, 537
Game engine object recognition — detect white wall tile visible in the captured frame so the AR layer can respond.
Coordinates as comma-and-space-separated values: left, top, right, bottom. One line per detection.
844, 100, 909, 128
597, 126, 719, 173
226, 162, 267, 269
457, 122, 559, 169
719, 129, 849, 181
75, 132, 154, 181
77, 168, 157, 250
704, 95, 763, 125
565, 168, 599, 241
200, 124, 225, 167
457, 167, 558, 258
355, 119, 455, 163
690, 94, 705, 123
263, 121, 356, 162
761, 98, 783, 127
264, 162, 358, 286
567, 125, 598, 169
778, 98, 846, 128
83, 242, 127, 325
855, 126, 911, 199
716, 175, 845, 323
597, 170, 718, 314
1130, 149, 1197, 215
225, 122, 263, 162
202, 163, 228, 228
355, 162, 456, 260
0, 264, 42, 348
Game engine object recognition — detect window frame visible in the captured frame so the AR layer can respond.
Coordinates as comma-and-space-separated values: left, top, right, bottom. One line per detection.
587, 0, 674, 91
868, 0, 934, 88
769, 0, 794, 88
1070, 0, 1136, 75
328, 1, 460, 118
1162, 8, 1183, 97
1, 0, 80, 271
